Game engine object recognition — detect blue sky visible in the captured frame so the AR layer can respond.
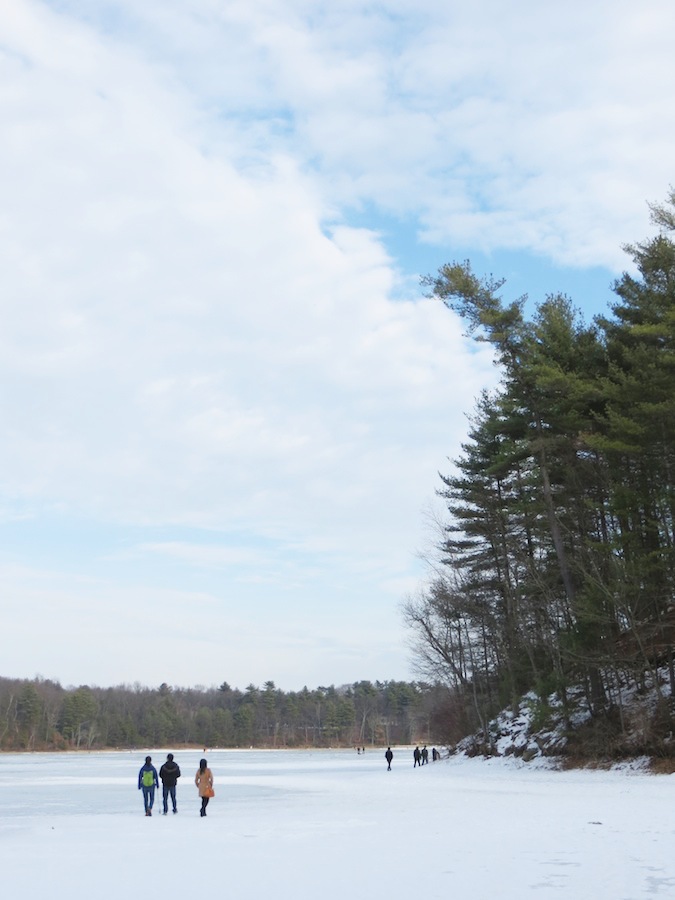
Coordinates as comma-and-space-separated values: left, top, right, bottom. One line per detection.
1, 0, 673, 691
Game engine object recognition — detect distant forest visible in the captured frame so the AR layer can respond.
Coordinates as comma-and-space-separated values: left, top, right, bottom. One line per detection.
0, 676, 449, 751
404, 191, 675, 757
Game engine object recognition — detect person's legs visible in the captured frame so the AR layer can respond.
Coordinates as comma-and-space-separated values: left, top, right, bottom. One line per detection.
169, 785, 177, 812
162, 785, 169, 814
200, 795, 209, 816
142, 786, 151, 813
147, 786, 155, 813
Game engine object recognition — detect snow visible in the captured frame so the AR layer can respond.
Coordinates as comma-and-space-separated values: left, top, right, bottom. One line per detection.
1, 748, 674, 899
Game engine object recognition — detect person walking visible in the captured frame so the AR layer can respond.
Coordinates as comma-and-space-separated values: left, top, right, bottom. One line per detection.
421, 746, 429, 765
138, 755, 159, 816
413, 746, 421, 767
159, 753, 181, 815
195, 757, 214, 817
385, 747, 393, 770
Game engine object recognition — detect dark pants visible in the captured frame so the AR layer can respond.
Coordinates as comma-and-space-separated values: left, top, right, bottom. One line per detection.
200, 795, 210, 817
163, 784, 177, 813
142, 785, 155, 812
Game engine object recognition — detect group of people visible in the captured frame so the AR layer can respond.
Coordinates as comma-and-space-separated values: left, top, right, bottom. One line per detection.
384, 745, 439, 769
140, 746, 441, 811
413, 745, 429, 766
137, 754, 214, 817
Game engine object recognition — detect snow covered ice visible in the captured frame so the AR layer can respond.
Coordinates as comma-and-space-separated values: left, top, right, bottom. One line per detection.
1, 748, 675, 899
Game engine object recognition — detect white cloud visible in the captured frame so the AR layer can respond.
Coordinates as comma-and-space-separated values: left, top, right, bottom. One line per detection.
0, 561, 408, 688
194, 0, 674, 267
16, 0, 670, 271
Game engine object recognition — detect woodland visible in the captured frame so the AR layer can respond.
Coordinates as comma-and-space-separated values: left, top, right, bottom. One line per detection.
0, 676, 447, 751
404, 191, 675, 759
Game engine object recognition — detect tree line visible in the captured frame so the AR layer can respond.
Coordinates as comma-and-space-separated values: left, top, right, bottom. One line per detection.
404, 191, 675, 755
0, 675, 449, 751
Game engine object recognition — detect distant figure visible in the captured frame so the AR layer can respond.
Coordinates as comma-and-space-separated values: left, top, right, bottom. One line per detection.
432, 747, 438, 762
385, 747, 393, 770
195, 758, 214, 817
357, 747, 361, 754
138, 755, 159, 816
413, 746, 421, 767
160, 753, 181, 815
421, 746, 429, 765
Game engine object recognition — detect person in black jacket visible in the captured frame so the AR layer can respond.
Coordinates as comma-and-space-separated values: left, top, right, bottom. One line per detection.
385, 747, 393, 770
159, 753, 181, 815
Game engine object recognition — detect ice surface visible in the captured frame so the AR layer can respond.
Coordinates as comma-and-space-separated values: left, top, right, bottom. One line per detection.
1, 748, 674, 899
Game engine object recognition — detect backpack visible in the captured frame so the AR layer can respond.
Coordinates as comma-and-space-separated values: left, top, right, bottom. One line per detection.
142, 769, 155, 787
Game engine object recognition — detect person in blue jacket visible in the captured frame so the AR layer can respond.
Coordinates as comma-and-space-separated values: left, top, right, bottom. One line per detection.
138, 755, 159, 816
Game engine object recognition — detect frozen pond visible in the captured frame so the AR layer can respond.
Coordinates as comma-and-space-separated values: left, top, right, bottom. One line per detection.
1, 748, 674, 899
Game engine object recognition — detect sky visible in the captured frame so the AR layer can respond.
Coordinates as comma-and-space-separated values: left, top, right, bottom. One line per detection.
1, 748, 673, 900
1, 0, 674, 692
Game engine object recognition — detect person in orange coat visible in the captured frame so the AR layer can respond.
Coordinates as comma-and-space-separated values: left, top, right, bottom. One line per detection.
195, 758, 214, 817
